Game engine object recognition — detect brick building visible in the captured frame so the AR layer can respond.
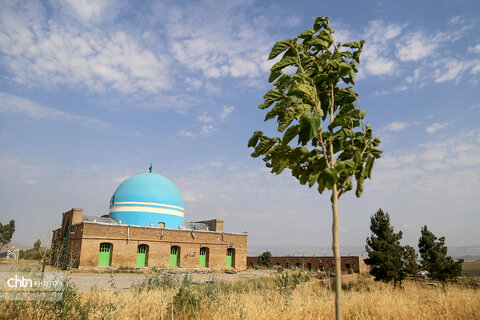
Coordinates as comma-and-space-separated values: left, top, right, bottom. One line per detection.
247, 255, 369, 273
51, 172, 248, 269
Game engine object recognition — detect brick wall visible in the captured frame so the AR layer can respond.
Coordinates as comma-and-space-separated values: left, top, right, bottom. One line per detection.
54, 222, 247, 269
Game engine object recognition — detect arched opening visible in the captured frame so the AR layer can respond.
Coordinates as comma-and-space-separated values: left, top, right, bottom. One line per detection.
136, 244, 149, 267
226, 248, 235, 268
98, 243, 113, 266
170, 245, 180, 267
199, 247, 209, 267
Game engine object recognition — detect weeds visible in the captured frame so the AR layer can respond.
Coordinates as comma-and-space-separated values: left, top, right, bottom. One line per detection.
0, 274, 479, 319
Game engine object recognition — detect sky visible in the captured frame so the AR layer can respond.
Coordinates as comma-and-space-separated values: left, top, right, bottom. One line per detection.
0, 0, 479, 254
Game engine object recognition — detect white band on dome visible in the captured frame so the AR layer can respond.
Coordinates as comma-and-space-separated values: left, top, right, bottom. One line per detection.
109, 205, 184, 217
111, 201, 184, 211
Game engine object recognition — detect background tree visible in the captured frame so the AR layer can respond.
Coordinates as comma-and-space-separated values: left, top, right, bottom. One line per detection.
248, 17, 382, 319
402, 245, 419, 276
0, 219, 15, 252
258, 251, 272, 268
418, 226, 463, 285
365, 209, 404, 286
34, 239, 42, 260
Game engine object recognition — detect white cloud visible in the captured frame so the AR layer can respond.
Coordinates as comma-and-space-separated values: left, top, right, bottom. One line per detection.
208, 160, 223, 168
385, 122, 408, 131
219, 106, 234, 121
0, 1, 171, 94
200, 124, 216, 136
359, 21, 403, 77
397, 32, 438, 61
468, 43, 480, 54
433, 59, 466, 83
0, 92, 108, 127
405, 68, 421, 83
163, 1, 272, 80
394, 85, 408, 92
286, 16, 301, 27
426, 122, 448, 133
178, 129, 196, 138
364, 20, 403, 44
197, 114, 214, 124
60, 0, 112, 24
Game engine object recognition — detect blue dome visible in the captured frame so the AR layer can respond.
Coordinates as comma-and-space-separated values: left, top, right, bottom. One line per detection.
109, 173, 184, 228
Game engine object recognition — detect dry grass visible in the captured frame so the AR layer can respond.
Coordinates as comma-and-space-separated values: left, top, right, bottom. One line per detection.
1, 273, 479, 320
462, 261, 480, 278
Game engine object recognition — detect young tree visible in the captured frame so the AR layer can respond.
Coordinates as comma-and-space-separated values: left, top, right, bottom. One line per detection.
418, 226, 463, 285
402, 245, 419, 276
258, 251, 272, 268
365, 209, 404, 286
34, 239, 41, 251
34, 239, 42, 260
0, 219, 15, 252
248, 17, 382, 319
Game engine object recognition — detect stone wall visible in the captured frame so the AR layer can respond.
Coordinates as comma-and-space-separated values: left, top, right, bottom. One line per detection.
247, 255, 369, 273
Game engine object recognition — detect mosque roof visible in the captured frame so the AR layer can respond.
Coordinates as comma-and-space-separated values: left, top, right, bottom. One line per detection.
110, 172, 184, 208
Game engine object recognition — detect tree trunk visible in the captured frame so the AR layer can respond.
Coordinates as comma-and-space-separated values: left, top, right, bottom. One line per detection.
331, 186, 342, 320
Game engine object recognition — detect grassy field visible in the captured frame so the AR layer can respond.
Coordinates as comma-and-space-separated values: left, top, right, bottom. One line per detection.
1, 272, 479, 320
462, 261, 480, 277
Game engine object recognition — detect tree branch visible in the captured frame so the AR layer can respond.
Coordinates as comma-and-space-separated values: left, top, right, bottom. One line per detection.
316, 132, 331, 168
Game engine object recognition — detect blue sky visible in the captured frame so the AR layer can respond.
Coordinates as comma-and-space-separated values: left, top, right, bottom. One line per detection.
1, 0, 479, 253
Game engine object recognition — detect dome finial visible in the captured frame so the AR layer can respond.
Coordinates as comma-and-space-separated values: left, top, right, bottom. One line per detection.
149, 163, 152, 173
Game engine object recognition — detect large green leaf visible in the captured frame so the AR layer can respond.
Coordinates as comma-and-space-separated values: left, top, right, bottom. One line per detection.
298, 111, 321, 145
282, 124, 300, 145
248, 131, 263, 148
268, 40, 292, 60
251, 138, 277, 157
298, 29, 316, 38
342, 41, 362, 49
355, 179, 364, 197
308, 170, 320, 187
264, 89, 283, 102
290, 83, 318, 104
365, 157, 374, 179
270, 55, 297, 72
321, 168, 337, 189
269, 70, 282, 83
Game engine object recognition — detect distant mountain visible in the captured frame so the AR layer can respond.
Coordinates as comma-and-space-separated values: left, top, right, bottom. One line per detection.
248, 244, 480, 259
448, 246, 480, 262
247, 244, 367, 257
0, 243, 32, 253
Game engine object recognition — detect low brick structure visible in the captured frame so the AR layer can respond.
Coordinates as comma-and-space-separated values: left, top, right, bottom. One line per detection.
52, 208, 248, 270
247, 255, 369, 273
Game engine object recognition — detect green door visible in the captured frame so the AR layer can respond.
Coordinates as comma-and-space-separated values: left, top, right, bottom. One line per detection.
136, 244, 148, 267
226, 248, 234, 267
170, 246, 179, 267
199, 247, 207, 267
98, 243, 112, 266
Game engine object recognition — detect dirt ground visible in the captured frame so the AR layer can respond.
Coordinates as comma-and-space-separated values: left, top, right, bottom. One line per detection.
0, 260, 280, 291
